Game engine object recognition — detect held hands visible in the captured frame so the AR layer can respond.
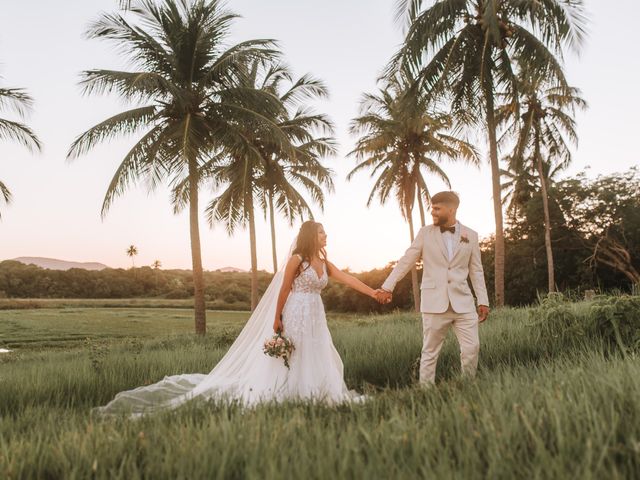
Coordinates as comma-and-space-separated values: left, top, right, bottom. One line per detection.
477, 305, 490, 323
374, 289, 392, 305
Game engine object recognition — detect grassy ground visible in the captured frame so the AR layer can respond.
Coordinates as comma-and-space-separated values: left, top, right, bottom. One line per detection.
0, 307, 249, 350
0, 298, 248, 311
0, 301, 638, 479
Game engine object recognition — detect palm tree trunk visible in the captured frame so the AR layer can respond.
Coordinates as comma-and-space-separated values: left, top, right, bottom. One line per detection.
417, 184, 427, 227
485, 84, 505, 307
407, 212, 421, 313
534, 129, 555, 293
268, 191, 278, 273
188, 161, 206, 335
247, 191, 259, 311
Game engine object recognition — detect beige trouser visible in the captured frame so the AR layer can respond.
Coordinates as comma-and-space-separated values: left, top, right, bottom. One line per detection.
420, 303, 479, 385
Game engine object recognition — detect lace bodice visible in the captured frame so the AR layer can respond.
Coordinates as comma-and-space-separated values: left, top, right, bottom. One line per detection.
291, 258, 328, 294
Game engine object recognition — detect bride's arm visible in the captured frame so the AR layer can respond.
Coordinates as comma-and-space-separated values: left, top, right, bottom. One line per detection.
273, 255, 303, 333
326, 261, 377, 299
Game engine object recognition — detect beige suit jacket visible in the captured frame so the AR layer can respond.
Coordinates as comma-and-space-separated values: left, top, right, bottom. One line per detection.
382, 223, 489, 313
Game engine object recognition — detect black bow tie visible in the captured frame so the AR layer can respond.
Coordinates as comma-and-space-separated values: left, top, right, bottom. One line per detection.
440, 225, 455, 234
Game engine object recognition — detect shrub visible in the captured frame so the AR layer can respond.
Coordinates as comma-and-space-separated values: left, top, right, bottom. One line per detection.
588, 295, 640, 353
527, 292, 584, 343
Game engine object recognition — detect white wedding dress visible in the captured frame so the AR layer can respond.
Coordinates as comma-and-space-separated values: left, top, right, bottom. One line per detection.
93, 250, 360, 417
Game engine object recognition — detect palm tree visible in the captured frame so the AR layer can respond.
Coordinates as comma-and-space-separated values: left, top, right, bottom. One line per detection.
172, 60, 334, 310
202, 152, 262, 310
498, 78, 585, 292
151, 259, 162, 289
499, 165, 537, 223
201, 131, 334, 311
348, 73, 478, 311
249, 61, 336, 272
257, 134, 336, 273
500, 160, 565, 226
67, 0, 285, 334
392, 0, 587, 306
126, 245, 138, 268
0, 81, 42, 217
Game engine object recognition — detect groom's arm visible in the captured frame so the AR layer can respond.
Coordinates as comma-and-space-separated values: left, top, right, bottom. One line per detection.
468, 232, 489, 308
381, 227, 425, 293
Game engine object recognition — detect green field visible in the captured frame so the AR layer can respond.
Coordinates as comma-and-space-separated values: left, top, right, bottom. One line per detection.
0, 298, 639, 479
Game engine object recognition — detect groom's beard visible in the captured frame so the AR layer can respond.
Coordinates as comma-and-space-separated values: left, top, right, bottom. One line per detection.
433, 215, 450, 226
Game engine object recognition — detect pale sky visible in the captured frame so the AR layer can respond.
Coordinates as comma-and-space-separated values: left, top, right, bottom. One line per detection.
1, 0, 638, 272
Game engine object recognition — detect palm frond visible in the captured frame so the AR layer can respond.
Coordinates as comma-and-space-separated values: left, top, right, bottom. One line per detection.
100, 125, 165, 217
0, 118, 42, 152
0, 179, 12, 219
68, 106, 158, 159
0, 87, 35, 117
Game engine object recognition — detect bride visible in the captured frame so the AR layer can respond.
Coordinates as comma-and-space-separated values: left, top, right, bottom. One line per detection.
94, 221, 380, 417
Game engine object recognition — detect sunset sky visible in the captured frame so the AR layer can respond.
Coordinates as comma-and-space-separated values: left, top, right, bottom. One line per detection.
1, 0, 638, 273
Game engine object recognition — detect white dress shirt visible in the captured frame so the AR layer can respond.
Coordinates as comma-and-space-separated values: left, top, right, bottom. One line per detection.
441, 221, 460, 262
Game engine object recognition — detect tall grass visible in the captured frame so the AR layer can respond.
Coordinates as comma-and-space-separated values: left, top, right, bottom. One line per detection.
0, 299, 638, 479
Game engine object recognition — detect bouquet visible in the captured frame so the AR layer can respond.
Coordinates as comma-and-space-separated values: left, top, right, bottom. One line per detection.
263, 332, 295, 369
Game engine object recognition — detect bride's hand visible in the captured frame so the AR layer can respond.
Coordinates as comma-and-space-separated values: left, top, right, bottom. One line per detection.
373, 289, 392, 304
273, 317, 283, 334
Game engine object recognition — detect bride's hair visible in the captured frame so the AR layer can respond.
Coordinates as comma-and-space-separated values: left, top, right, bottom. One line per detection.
292, 221, 327, 277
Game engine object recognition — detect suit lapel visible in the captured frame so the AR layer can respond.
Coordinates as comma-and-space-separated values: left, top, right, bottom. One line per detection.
434, 226, 449, 262
451, 223, 466, 260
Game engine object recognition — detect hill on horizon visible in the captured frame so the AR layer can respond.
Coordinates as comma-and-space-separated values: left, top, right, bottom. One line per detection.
10, 257, 110, 271
7, 257, 249, 273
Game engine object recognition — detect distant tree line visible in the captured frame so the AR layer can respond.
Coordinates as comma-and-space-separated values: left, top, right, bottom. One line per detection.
0, 262, 271, 311
0, 258, 418, 313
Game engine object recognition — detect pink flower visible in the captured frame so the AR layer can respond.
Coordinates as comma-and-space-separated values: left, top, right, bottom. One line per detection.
263, 333, 295, 369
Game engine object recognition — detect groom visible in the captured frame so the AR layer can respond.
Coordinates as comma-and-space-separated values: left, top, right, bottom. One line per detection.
376, 191, 490, 385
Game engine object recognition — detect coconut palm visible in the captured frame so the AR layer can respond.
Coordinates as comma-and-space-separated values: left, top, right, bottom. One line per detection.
0, 82, 42, 217
500, 160, 564, 224
499, 165, 537, 222
67, 0, 286, 334
151, 259, 162, 289
170, 59, 335, 310
257, 134, 336, 273
199, 151, 263, 310
392, 0, 587, 306
126, 245, 138, 268
348, 73, 478, 311
498, 78, 586, 292
249, 61, 336, 272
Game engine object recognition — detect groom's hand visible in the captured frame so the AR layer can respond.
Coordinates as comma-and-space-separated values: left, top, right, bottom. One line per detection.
477, 305, 489, 323
375, 289, 392, 304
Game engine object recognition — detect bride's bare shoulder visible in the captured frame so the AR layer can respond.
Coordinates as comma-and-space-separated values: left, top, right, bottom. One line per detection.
287, 254, 304, 266
282, 255, 304, 278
